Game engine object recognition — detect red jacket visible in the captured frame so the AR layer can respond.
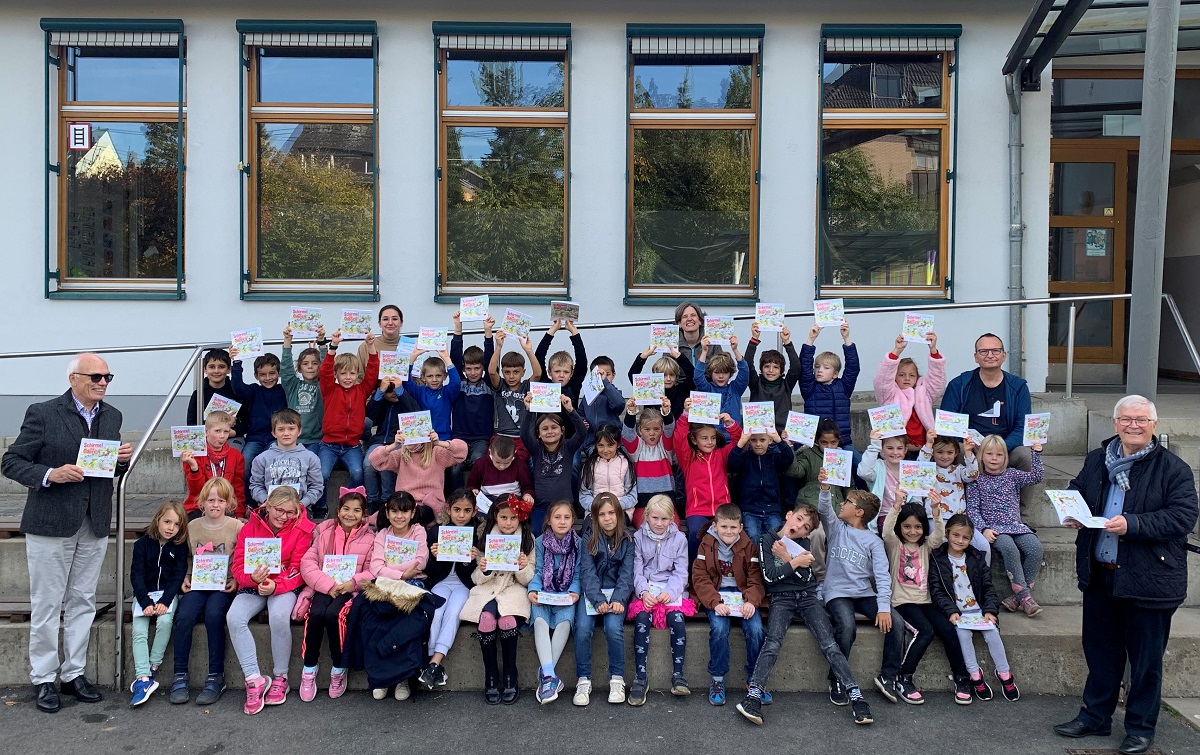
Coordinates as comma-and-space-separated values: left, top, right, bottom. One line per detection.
232, 506, 315, 594
182, 443, 246, 516
320, 350, 380, 445
300, 518, 377, 595
672, 412, 742, 519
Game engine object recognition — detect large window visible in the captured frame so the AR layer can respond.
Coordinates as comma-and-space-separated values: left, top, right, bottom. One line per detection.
435, 22, 570, 299
43, 19, 186, 297
239, 22, 378, 298
626, 25, 763, 300
818, 25, 959, 300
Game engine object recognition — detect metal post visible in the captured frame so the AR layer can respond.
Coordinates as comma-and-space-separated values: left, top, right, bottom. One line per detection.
1007, 72, 1026, 377
1126, 0, 1182, 401
1065, 302, 1078, 398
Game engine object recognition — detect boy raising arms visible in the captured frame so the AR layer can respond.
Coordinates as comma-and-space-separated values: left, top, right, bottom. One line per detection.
450, 313, 496, 482
488, 330, 541, 452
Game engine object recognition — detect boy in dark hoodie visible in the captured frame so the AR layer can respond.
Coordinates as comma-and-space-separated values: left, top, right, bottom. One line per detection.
450, 312, 496, 487
230, 350, 288, 484
186, 348, 246, 436
727, 426, 795, 543
744, 323, 802, 432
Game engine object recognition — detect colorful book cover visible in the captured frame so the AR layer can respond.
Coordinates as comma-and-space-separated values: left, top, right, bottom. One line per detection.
688, 391, 722, 425
703, 315, 734, 344
322, 554, 358, 583
395, 335, 416, 356
528, 382, 562, 413
581, 366, 606, 404
901, 312, 935, 343
813, 298, 846, 328
967, 429, 985, 446
243, 538, 282, 574
1045, 490, 1108, 528
868, 404, 906, 438
720, 591, 746, 611
379, 351, 410, 381
898, 461, 939, 496
549, 300, 580, 322
397, 411, 433, 445
170, 426, 208, 458
484, 534, 522, 572
384, 534, 419, 566
537, 591, 574, 606
648, 581, 683, 608
743, 402, 776, 433
190, 554, 229, 591
340, 309, 375, 339
436, 526, 475, 563
1023, 413, 1051, 446
649, 324, 678, 353
459, 295, 489, 322
754, 302, 785, 332
934, 410, 969, 439
785, 412, 820, 447
956, 614, 994, 631
203, 394, 242, 420
822, 448, 853, 487
76, 438, 120, 478
230, 327, 263, 362
584, 588, 615, 616
289, 307, 323, 339
500, 308, 533, 339
632, 374, 665, 406
416, 327, 448, 351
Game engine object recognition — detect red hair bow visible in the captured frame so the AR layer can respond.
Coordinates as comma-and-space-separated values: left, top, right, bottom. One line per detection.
501, 494, 533, 523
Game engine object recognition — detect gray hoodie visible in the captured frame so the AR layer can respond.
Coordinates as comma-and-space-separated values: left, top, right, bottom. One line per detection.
249, 442, 324, 507
817, 488, 891, 613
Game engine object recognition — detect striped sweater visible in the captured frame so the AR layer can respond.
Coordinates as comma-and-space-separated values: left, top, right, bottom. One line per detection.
621, 415, 675, 497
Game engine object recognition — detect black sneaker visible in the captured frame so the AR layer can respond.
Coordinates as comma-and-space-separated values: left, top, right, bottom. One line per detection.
953, 675, 974, 705
736, 695, 763, 725
417, 663, 438, 690
628, 679, 648, 707
972, 675, 993, 701
894, 674, 925, 705
873, 674, 898, 704
996, 671, 1020, 702
851, 698, 874, 724
432, 664, 449, 688
828, 678, 849, 706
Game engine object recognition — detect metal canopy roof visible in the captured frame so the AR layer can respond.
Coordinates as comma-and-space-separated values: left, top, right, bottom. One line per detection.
1004, 0, 1200, 91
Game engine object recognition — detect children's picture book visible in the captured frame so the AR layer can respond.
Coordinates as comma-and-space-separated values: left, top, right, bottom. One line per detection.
901, 312, 935, 343
1023, 413, 1051, 446
868, 404, 906, 438
688, 391, 722, 425
243, 538, 282, 574
322, 555, 358, 584
383, 534, 419, 566
822, 448, 853, 487
230, 327, 263, 361
76, 438, 120, 478
703, 315, 734, 345
648, 581, 683, 608
785, 412, 820, 447
550, 300, 580, 322
649, 324, 679, 353
378, 351, 410, 381
955, 614, 995, 631
340, 309, 375, 339
581, 366, 606, 404
500, 308, 533, 339
417, 327, 448, 351
934, 410, 969, 439
813, 298, 846, 328
459, 295, 490, 322
1045, 490, 1109, 528
782, 537, 811, 559
528, 382, 562, 413
584, 588, 615, 616
170, 426, 208, 457
898, 461, 939, 496
743, 402, 776, 433
484, 534, 522, 572
203, 394, 242, 420
395, 335, 416, 356
436, 526, 475, 562
289, 307, 323, 339
968, 429, 985, 446
754, 302, 785, 332
720, 591, 746, 612
632, 374, 666, 406
397, 410, 433, 445
537, 591, 574, 607
190, 554, 230, 591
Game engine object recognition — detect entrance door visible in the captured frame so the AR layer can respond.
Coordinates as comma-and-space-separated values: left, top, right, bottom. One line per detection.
1048, 147, 1128, 366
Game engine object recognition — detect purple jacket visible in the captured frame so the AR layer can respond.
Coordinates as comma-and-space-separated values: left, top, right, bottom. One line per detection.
632, 522, 689, 600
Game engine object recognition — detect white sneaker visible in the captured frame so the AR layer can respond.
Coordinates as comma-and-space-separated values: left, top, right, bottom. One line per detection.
394, 683, 411, 701
573, 677, 592, 706
608, 676, 626, 704
371, 688, 387, 700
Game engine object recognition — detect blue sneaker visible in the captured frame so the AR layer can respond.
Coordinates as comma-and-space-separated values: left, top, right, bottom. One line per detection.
536, 674, 562, 705
129, 677, 159, 707
747, 684, 772, 705
708, 679, 726, 706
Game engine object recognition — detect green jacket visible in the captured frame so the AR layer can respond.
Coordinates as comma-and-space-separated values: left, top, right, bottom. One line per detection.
785, 445, 846, 510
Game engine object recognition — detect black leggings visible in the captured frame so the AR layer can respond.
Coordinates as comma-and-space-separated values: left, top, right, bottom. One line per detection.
895, 602, 968, 677
302, 592, 353, 667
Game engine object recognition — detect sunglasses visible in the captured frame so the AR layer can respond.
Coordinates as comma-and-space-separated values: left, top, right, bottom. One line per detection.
73, 372, 115, 384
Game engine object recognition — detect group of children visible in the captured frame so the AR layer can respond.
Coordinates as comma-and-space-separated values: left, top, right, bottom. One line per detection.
137, 306, 1047, 725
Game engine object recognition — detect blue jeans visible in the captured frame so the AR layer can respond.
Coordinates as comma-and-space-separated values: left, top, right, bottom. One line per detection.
740, 513, 781, 545
241, 440, 268, 492
530, 507, 547, 537
707, 607, 764, 678
685, 515, 712, 566
573, 600, 626, 679
317, 442, 364, 512
826, 595, 902, 681
172, 589, 236, 677
750, 589, 858, 693
363, 441, 396, 511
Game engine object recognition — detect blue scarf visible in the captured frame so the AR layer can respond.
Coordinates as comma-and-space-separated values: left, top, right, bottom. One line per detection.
1105, 437, 1155, 492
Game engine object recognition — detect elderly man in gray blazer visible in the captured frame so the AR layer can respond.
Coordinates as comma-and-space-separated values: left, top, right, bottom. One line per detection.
2, 353, 132, 713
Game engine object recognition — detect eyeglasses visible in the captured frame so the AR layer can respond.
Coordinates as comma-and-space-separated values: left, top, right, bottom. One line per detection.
269, 506, 299, 519
72, 372, 115, 384
975, 348, 1005, 356
1115, 417, 1154, 427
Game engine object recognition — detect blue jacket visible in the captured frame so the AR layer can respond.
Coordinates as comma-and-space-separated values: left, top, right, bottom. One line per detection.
406, 366, 461, 439
940, 368, 1030, 451
578, 532, 635, 609
365, 387, 421, 447
450, 334, 495, 442
799, 343, 859, 443
578, 381, 626, 447
230, 361, 289, 445
528, 533, 583, 595
692, 357, 751, 438
728, 442, 796, 517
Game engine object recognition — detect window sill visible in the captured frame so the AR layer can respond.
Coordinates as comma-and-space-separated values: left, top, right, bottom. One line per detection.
242, 279, 378, 302
624, 295, 759, 307
434, 294, 561, 306
50, 279, 185, 300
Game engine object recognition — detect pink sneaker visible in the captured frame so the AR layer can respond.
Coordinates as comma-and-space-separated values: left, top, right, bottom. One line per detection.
244, 675, 270, 715
265, 674, 289, 705
299, 670, 317, 702
328, 669, 348, 699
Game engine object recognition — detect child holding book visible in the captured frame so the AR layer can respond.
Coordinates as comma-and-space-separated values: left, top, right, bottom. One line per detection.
785, 418, 846, 510
169, 478, 243, 705
370, 492, 430, 587
181, 411, 246, 518
578, 356, 626, 449
450, 313, 496, 487
728, 426, 795, 542
418, 489, 479, 691
573, 493, 635, 706
621, 397, 676, 528
363, 376, 422, 512
872, 332, 944, 456
467, 435, 534, 515
691, 504, 765, 707
405, 347, 461, 439
296, 488, 375, 702
129, 501, 189, 707
488, 331, 542, 449
248, 408, 323, 512
186, 348, 241, 433
535, 317, 587, 408
627, 494, 695, 705
528, 499, 583, 704
315, 329, 379, 518
628, 347, 693, 424
281, 324, 327, 451
230, 350, 289, 481
745, 323, 802, 432
578, 423, 637, 517
692, 336, 750, 439
967, 435, 1045, 616
521, 394, 587, 534
858, 431, 913, 534
460, 494, 535, 705
369, 430, 468, 516
919, 432, 989, 557
672, 401, 742, 563
800, 322, 860, 463
227, 487, 315, 715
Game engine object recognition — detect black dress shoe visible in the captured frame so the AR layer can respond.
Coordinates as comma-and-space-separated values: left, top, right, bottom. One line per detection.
1054, 718, 1112, 738
61, 675, 103, 703
1118, 735, 1153, 754
35, 682, 60, 713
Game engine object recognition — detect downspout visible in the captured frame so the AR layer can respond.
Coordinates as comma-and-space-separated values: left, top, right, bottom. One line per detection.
1006, 71, 1025, 377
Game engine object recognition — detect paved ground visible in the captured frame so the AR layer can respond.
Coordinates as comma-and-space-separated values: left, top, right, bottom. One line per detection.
2, 686, 1199, 755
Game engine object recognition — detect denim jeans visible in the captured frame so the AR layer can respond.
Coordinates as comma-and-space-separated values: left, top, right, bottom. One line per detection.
316, 442, 364, 512
894, 601, 967, 677
826, 595, 902, 681
573, 600, 626, 679
241, 440, 268, 492
362, 441, 396, 512
707, 607, 764, 678
740, 513, 782, 545
173, 589, 236, 677
685, 515, 712, 565
750, 589, 858, 693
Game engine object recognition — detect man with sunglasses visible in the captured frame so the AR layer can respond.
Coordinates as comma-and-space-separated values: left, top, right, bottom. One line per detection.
940, 333, 1034, 471
2, 353, 132, 713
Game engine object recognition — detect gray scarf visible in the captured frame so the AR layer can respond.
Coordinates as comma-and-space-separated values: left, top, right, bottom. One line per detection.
1105, 437, 1155, 492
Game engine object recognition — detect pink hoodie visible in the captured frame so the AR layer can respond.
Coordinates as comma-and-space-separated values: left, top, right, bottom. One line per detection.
368, 439, 468, 515
370, 524, 430, 581
299, 518, 376, 594
872, 352, 946, 432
